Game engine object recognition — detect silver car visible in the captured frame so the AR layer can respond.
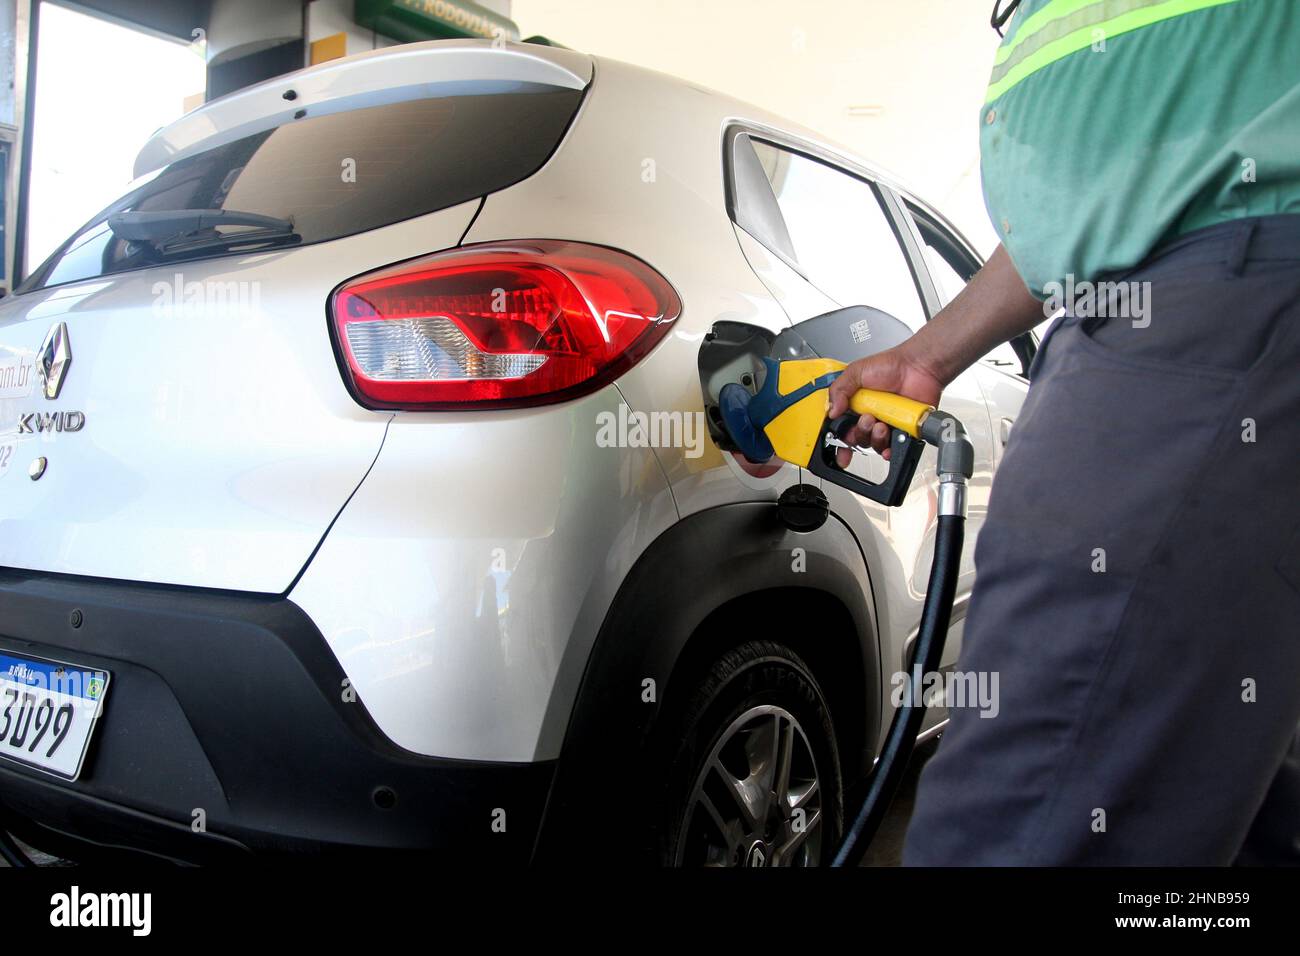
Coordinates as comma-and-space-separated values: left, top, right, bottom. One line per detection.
0, 39, 1030, 865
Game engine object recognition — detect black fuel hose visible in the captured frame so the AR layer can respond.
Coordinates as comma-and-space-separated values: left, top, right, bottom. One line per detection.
832, 512, 966, 867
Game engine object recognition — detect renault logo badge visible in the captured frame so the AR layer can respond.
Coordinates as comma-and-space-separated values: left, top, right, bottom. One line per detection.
37, 322, 72, 400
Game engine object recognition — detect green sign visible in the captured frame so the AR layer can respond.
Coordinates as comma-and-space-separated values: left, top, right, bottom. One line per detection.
355, 0, 521, 44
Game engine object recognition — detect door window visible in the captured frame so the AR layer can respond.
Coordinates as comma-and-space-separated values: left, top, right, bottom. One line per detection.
730, 135, 927, 331
906, 202, 1035, 377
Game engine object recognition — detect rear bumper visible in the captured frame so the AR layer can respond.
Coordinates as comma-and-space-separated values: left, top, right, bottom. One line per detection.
0, 569, 552, 863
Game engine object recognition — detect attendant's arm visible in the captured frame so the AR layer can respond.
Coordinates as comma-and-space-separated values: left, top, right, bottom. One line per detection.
827, 244, 1043, 457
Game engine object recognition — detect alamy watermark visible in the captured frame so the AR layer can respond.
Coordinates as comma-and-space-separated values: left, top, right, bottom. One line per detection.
890, 666, 1000, 718
596, 403, 707, 459
50, 886, 151, 936
1043, 274, 1152, 328
152, 273, 261, 320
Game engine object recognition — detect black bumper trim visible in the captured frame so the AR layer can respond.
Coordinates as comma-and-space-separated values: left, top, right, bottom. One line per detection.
0, 568, 552, 862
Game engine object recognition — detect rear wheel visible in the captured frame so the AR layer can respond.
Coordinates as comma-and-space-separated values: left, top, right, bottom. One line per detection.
662, 641, 843, 867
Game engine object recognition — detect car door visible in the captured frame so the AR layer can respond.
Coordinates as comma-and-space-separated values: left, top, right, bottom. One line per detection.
724, 129, 996, 737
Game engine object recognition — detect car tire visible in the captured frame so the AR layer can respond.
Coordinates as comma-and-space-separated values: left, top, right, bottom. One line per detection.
661, 640, 843, 867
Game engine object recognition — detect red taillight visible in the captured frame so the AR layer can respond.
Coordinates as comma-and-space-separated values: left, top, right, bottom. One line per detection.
330, 240, 681, 409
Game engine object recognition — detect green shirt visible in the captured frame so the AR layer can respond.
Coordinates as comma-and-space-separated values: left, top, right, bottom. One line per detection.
981, 0, 1300, 296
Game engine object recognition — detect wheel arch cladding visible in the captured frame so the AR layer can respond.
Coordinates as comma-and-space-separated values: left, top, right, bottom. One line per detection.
535, 502, 880, 859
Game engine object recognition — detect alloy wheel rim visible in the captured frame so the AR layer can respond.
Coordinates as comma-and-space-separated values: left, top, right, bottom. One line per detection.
674, 703, 824, 867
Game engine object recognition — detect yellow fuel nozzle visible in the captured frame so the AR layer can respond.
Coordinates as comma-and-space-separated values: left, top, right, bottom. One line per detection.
847, 389, 933, 440
757, 358, 935, 469
738, 357, 964, 509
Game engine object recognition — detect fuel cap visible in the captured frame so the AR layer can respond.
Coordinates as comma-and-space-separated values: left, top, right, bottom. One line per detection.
776, 483, 828, 533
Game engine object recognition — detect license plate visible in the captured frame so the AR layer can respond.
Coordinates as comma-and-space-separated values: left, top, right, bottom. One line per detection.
0, 652, 110, 780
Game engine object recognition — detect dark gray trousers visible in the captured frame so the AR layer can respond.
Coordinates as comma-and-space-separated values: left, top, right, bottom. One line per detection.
904, 215, 1300, 865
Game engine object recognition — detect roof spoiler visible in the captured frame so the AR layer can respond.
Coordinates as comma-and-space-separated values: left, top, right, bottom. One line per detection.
134, 39, 592, 178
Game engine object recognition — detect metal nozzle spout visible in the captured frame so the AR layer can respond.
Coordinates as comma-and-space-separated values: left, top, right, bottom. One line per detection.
919, 410, 975, 481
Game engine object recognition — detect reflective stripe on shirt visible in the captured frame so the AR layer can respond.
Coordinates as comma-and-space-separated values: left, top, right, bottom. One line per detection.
986, 0, 1242, 103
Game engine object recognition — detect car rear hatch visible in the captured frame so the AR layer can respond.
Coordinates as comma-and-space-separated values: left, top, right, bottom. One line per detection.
0, 40, 591, 593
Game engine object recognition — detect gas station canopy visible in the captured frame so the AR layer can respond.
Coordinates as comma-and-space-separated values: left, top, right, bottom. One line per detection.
354, 0, 520, 43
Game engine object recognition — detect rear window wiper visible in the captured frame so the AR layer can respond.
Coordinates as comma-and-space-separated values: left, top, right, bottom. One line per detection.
107, 209, 300, 256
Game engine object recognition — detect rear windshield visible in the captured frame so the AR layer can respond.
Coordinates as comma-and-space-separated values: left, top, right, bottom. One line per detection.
21, 82, 585, 292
